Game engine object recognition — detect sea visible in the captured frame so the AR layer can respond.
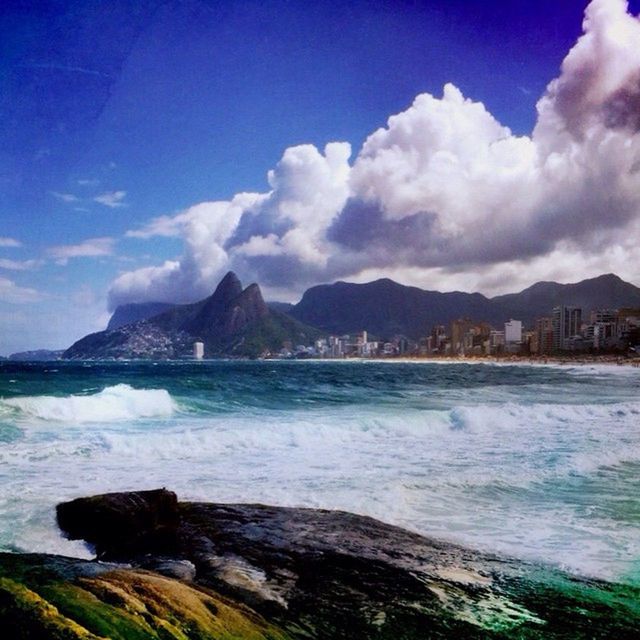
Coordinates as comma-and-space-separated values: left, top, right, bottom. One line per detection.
1, 359, 639, 584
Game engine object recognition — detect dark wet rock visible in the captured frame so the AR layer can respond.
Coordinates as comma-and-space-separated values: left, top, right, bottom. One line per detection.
56, 488, 179, 560
140, 557, 197, 581
52, 489, 640, 639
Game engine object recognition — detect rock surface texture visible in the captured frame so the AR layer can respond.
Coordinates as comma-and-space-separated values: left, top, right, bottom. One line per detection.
1, 489, 639, 638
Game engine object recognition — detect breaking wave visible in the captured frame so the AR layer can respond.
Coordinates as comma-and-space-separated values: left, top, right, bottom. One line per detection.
2, 384, 175, 423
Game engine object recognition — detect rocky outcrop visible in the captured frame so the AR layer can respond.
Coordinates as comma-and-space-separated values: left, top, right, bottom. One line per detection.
56, 489, 179, 561
20, 489, 634, 639
64, 273, 319, 359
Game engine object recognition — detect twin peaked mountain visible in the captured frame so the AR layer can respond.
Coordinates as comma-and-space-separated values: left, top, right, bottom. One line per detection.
64, 271, 640, 359
64, 273, 319, 359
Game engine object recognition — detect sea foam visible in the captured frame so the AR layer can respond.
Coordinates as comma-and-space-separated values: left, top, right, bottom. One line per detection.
2, 384, 175, 423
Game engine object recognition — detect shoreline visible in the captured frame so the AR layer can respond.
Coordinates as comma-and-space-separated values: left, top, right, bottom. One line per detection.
2, 354, 639, 367
262, 353, 640, 368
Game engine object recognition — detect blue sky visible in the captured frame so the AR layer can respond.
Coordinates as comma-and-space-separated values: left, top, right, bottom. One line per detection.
2, 0, 640, 353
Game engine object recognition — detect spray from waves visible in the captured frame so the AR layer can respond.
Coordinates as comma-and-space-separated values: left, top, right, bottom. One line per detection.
87, 399, 640, 485
448, 400, 640, 432
1, 384, 176, 423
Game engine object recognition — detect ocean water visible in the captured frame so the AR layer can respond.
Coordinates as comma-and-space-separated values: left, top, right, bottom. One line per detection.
1, 359, 639, 583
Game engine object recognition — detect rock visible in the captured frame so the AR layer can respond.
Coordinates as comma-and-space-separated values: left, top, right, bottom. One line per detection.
0, 553, 289, 640
53, 489, 640, 638
56, 489, 179, 560
141, 557, 196, 581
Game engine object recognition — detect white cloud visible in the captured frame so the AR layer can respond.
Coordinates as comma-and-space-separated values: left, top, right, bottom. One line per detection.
0, 276, 43, 304
50, 191, 80, 203
94, 190, 127, 208
48, 237, 115, 265
110, 194, 261, 306
126, 213, 189, 239
109, 143, 351, 307
0, 237, 21, 248
109, 0, 640, 306
230, 142, 351, 269
0, 258, 41, 271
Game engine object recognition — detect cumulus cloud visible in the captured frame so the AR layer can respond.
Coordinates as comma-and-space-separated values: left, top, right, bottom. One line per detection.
111, 195, 261, 306
0, 237, 21, 248
48, 237, 115, 265
110, 0, 640, 306
94, 190, 127, 207
0, 276, 43, 304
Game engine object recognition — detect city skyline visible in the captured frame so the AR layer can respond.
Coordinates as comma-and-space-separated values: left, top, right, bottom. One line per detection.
2, 0, 640, 353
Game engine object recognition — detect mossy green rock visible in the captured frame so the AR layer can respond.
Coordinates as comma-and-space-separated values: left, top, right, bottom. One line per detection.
0, 554, 289, 639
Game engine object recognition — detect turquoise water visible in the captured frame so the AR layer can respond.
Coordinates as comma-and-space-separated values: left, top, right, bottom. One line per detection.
1, 359, 639, 582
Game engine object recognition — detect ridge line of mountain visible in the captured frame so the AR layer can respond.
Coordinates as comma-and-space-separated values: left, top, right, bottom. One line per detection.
65, 272, 640, 359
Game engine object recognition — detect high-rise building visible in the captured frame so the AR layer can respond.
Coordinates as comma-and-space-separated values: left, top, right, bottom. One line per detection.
431, 325, 447, 353
193, 341, 204, 359
590, 309, 616, 325
534, 317, 554, 354
552, 306, 582, 351
593, 322, 616, 349
451, 318, 474, 354
504, 319, 522, 344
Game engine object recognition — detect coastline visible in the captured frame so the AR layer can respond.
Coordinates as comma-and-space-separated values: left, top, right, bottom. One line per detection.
265, 353, 640, 368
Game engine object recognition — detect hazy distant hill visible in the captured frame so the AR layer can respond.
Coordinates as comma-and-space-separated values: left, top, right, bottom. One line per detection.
491, 273, 640, 325
107, 302, 175, 330
289, 273, 640, 338
290, 278, 501, 338
65, 272, 319, 359
9, 349, 64, 361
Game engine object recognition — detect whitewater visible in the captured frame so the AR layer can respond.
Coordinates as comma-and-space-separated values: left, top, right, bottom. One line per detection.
1, 360, 639, 584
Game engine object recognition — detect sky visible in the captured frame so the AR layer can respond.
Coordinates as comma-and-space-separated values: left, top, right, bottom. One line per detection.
1, 0, 640, 353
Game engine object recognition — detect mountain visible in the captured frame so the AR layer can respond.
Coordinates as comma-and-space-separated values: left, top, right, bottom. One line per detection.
107, 302, 175, 330
290, 278, 501, 338
288, 273, 640, 338
64, 272, 320, 359
66, 272, 640, 358
491, 273, 640, 326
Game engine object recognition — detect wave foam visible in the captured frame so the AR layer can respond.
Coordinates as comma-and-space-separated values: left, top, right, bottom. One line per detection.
2, 384, 175, 423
